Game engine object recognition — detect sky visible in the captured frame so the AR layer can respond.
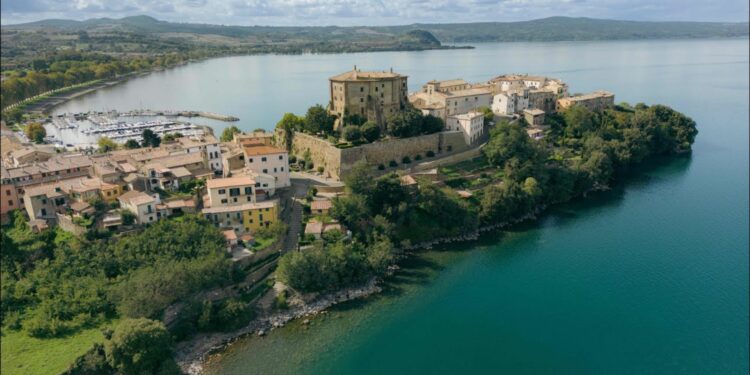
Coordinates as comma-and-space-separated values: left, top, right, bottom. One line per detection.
1, 0, 748, 26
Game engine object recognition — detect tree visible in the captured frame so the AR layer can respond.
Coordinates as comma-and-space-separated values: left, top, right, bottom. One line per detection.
276, 113, 304, 151
421, 114, 444, 134
141, 129, 160, 148
361, 121, 380, 142
220, 125, 241, 142
482, 121, 536, 167
342, 125, 361, 142
123, 139, 140, 149
121, 210, 136, 226
305, 105, 335, 135
386, 107, 423, 138
25, 122, 46, 144
480, 106, 494, 125
97, 137, 117, 153
562, 105, 597, 138
104, 318, 175, 375
162, 132, 183, 142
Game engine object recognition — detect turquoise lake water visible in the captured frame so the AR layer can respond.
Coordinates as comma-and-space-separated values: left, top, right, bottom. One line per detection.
55, 39, 749, 374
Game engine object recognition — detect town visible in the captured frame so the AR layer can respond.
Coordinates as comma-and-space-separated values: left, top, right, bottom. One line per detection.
1, 67, 615, 244
0, 64, 698, 375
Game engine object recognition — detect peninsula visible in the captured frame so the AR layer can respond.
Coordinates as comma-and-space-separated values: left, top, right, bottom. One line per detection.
0, 67, 697, 374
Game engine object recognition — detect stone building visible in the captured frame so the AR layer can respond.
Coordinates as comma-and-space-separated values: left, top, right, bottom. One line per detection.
523, 108, 546, 126
329, 67, 409, 129
557, 91, 615, 112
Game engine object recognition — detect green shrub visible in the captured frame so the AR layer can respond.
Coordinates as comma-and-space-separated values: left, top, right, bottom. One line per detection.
414, 154, 422, 161
389, 160, 398, 167
402, 156, 411, 164
426, 150, 435, 157
377, 164, 385, 170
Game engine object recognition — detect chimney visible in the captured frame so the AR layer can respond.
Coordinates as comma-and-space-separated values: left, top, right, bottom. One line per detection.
354, 65, 357, 71
390, 67, 393, 73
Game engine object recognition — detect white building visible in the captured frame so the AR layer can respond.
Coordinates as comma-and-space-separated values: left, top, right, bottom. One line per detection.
410, 87, 492, 122
175, 135, 223, 173
118, 190, 161, 224
447, 111, 484, 145
492, 91, 529, 116
242, 144, 291, 188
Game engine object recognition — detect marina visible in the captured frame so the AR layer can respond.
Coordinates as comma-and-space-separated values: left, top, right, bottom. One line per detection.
40, 111, 211, 149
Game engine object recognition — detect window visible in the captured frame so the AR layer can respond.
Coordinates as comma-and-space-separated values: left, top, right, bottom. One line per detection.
375, 87, 378, 92
221, 199, 228, 204
249, 158, 254, 163
360, 98, 364, 103
273, 168, 277, 173
248, 218, 253, 223
280, 167, 284, 172
8, 200, 12, 206
263, 169, 268, 173
149, 216, 153, 221
229, 188, 240, 196
261, 157, 267, 162
255, 182, 260, 187
259, 214, 264, 221
233, 197, 238, 203
247, 196, 252, 201
360, 87, 364, 92
236, 212, 241, 219
147, 205, 153, 213
41, 199, 47, 204
278, 155, 283, 160
244, 187, 252, 195
40, 208, 47, 216
218, 189, 226, 194
5, 189, 10, 196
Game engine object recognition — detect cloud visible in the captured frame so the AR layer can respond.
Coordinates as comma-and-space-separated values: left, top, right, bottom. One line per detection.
1, 0, 748, 25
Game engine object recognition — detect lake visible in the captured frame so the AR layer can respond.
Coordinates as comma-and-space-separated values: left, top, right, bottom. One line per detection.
56, 39, 749, 374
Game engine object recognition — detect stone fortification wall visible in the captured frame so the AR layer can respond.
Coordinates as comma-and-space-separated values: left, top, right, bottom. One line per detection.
280, 130, 470, 180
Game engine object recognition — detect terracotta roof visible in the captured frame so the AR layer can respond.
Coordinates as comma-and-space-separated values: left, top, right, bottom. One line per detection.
444, 87, 492, 97
171, 166, 192, 178
426, 79, 468, 87
202, 199, 277, 214
456, 190, 473, 198
304, 220, 323, 235
330, 69, 405, 81
242, 144, 286, 157
118, 190, 156, 206
524, 108, 545, 116
223, 229, 238, 241
311, 200, 332, 210
69, 201, 91, 212
206, 176, 255, 189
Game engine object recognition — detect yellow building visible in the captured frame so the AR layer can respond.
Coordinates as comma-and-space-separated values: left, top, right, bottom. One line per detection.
329, 66, 409, 129
242, 200, 278, 233
202, 176, 277, 234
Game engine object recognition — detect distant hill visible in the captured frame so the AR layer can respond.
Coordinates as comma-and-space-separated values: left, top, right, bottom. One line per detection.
4, 15, 748, 42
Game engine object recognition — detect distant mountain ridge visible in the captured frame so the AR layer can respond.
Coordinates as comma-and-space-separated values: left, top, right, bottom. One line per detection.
4, 15, 748, 43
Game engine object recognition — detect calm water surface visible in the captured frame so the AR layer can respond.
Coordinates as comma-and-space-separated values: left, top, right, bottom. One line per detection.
57, 39, 749, 374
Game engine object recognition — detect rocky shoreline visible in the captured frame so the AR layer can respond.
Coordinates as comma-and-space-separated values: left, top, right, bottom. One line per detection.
175, 207, 548, 374
175, 278, 382, 374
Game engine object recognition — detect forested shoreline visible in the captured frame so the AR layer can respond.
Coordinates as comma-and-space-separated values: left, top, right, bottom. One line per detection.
276, 102, 698, 293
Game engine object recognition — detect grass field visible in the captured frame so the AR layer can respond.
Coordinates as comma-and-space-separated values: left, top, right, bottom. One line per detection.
1, 320, 117, 375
